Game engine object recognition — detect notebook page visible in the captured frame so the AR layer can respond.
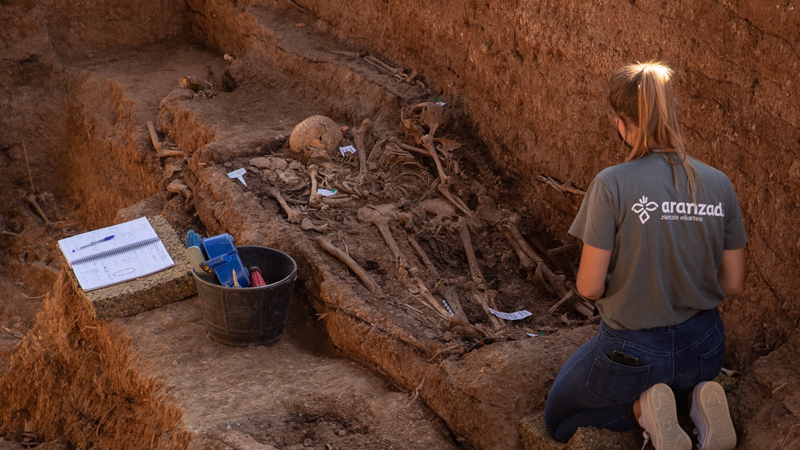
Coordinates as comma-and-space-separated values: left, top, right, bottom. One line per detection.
70, 239, 175, 292
58, 217, 158, 265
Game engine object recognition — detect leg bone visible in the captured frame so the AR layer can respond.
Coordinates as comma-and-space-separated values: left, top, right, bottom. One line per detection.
316, 236, 382, 294
268, 187, 300, 223
454, 216, 484, 284
354, 119, 373, 174
420, 134, 450, 185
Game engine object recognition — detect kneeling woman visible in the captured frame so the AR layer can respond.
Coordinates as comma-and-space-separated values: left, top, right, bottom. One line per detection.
544, 62, 746, 450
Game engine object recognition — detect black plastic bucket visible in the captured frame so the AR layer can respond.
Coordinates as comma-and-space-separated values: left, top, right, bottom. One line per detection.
192, 245, 297, 346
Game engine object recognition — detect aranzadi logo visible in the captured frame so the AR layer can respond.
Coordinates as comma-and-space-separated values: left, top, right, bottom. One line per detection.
632, 195, 725, 224
632, 196, 659, 223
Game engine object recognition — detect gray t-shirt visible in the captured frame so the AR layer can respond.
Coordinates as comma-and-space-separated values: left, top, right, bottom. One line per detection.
569, 153, 747, 330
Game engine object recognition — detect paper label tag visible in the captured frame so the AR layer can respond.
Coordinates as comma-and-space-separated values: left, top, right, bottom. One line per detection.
227, 168, 247, 186
526, 332, 545, 337
488, 308, 532, 321
317, 188, 337, 197
442, 299, 454, 316
436, 101, 446, 106
339, 145, 357, 156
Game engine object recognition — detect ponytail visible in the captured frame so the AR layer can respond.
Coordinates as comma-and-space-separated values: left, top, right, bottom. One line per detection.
606, 61, 699, 201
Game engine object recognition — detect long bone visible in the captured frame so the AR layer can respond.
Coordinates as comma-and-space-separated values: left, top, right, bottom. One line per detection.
468, 283, 504, 330
316, 236, 382, 294
503, 220, 592, 318
437, 284, 471, 328
354, 119, 373, 174
420, 134, 450, 185
308, 164, 322, 208
453, 216, 484, 284
268, 187, 300, 223
358, 204, 412, 269
437, 183, 473, 218
407, 234, 440, 280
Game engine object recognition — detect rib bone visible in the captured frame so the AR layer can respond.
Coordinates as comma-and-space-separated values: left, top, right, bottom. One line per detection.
268, 187, 300, 223
316, 236, 381, 294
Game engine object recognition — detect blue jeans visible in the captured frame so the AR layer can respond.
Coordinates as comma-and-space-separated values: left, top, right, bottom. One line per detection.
544, 308, 725, 443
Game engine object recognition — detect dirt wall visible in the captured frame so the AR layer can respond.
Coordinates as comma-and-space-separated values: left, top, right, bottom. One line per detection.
44, 0, 192, 57
273, 0, 800, 366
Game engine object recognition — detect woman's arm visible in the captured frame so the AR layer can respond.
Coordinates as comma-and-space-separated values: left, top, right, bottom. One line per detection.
576, 243, 613, 300
718, 247, 746, 296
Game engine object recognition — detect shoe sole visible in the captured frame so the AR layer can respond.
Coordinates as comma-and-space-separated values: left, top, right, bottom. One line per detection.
694, 382, 737, 450
642, 384, 691, 450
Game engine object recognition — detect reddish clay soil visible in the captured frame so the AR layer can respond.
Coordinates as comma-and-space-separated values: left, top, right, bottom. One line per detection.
1, 0, 798, 449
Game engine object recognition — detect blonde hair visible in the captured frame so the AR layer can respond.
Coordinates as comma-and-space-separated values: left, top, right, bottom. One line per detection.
606, 61, 699, 200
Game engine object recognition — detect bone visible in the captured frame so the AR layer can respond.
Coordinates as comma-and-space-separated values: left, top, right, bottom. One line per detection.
364, 55, 401, 74
416, 279, 452, 320
147, 121, 186, 158
146, 121, 162, 153
301, 217, 328, 232
316, 236, 382, 294
432, 138, 461, 159
420, 197, 457, 232
24, 193, 50, 225
420, 135, 450, 186
437, 183, 473, 218
409, 102, 450, 137
308, 164, 322, 208
366, 138, 388, 168
354, 119, 373, 174
437, 284, 470, 327
167, 180, 193, 201
476, 195, 503, 225
501, 225, 535, 272
469, 285, 503, 330
454, 216, 484, 284
548, 243, 581, 256
268, 187, 301, 223
536, 174, 586, 196
358, 205, 410, 268
178, 76, 212, 92
387, 137, 431, 158
721, 367, 741, 377
407, 234, 440, 280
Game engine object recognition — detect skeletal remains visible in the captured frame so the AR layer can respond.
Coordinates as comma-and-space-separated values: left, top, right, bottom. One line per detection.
259, 108, 594, 338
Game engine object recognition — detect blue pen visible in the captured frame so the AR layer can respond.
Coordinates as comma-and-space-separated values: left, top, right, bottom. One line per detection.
73, 235, 115, 252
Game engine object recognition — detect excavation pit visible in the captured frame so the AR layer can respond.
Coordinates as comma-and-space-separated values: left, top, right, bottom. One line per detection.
1, 0, 798, 449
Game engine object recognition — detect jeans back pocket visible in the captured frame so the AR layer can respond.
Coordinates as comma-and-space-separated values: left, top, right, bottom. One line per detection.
587, 351, 651, 404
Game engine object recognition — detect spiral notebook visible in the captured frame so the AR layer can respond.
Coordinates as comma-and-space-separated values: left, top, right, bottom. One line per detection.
58, 217, 175, 292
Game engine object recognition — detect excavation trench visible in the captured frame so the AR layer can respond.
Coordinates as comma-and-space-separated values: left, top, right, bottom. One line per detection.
1, 0, 798, 449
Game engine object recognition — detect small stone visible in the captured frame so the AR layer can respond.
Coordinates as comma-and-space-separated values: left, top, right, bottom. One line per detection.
303, 438, 313, 447
172, 360, 178, 366
223, 162, 233, 168
271, 158, 289, 171
250, 157, 271, 169
442, 331, 454, 342
337, 430, 347, 437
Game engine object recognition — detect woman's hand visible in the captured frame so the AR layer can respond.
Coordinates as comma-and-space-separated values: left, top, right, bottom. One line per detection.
576, 243, 613, 300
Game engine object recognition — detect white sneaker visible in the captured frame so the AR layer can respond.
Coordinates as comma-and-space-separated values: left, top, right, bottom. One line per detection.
638, 383, 691, 450
690, 381, 737, 450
